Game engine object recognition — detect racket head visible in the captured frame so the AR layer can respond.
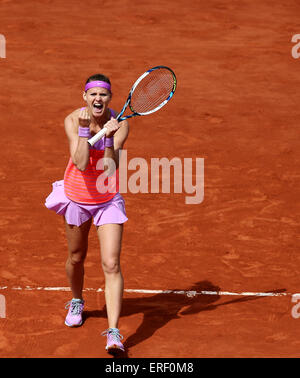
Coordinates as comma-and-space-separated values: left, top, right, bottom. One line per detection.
117, 66, 177, 121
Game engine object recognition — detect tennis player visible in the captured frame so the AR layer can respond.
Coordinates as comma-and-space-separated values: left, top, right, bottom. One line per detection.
45, 73, 129, 354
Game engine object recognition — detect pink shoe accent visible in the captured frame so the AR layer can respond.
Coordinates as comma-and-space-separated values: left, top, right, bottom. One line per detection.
101, 328, 125, 353
65, 299, 84, 327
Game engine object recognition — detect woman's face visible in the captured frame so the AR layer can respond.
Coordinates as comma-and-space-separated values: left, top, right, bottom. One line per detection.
83, 86, 112, 118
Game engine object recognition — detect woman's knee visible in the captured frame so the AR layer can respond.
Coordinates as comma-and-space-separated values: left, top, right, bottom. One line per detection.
101, 258, 120, 274
67, 248, 87, 265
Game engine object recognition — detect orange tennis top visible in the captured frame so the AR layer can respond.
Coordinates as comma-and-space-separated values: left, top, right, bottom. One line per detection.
64, 109, 119, 204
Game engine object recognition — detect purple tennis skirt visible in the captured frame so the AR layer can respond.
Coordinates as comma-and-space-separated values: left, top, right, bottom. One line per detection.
45, 180, 128, 227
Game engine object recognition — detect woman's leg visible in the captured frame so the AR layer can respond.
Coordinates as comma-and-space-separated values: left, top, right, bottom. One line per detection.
65, 218, 92, 299
97, 223, 124, 329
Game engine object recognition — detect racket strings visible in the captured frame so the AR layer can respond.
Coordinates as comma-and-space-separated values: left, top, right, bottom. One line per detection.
130, 69, 175, 114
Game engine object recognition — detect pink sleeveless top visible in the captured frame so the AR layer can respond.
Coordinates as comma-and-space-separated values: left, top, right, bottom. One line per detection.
63, 109, 119, 204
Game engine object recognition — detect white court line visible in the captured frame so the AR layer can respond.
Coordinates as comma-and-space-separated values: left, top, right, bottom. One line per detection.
0, 286, 294, 297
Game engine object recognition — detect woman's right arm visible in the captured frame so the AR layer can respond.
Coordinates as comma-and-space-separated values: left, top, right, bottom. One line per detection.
64, 112, 90, 171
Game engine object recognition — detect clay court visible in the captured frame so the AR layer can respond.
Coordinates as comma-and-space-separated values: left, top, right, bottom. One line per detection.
0, 0, 300, 358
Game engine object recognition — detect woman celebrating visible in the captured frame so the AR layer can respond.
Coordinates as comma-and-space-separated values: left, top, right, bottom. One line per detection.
45, 74, 129, 354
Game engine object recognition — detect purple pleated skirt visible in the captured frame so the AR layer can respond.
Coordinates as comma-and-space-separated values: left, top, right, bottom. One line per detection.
45, 180, 128, 227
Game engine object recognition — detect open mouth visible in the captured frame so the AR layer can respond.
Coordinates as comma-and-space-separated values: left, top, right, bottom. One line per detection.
93, 103, 103, 112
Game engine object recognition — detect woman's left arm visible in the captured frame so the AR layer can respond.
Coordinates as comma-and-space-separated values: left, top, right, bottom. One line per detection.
103, 119, 129, 171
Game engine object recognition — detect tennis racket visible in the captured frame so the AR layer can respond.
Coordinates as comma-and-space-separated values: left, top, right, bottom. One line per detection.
87, 65, 177, 146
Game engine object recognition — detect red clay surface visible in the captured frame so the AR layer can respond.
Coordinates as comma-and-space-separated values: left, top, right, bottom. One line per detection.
1, 0, 300, 358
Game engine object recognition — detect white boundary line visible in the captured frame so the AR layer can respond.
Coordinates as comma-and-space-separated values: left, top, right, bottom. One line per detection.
0, 286, 294, 298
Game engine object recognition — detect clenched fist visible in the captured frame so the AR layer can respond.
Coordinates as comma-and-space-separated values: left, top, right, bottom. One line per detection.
78, 107, 91, 128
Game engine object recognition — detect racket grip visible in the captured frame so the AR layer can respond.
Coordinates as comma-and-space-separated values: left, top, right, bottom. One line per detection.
87, 127, 107, 146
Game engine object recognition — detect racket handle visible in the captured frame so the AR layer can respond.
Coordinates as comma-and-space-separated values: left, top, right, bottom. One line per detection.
87, 127, 107, 146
